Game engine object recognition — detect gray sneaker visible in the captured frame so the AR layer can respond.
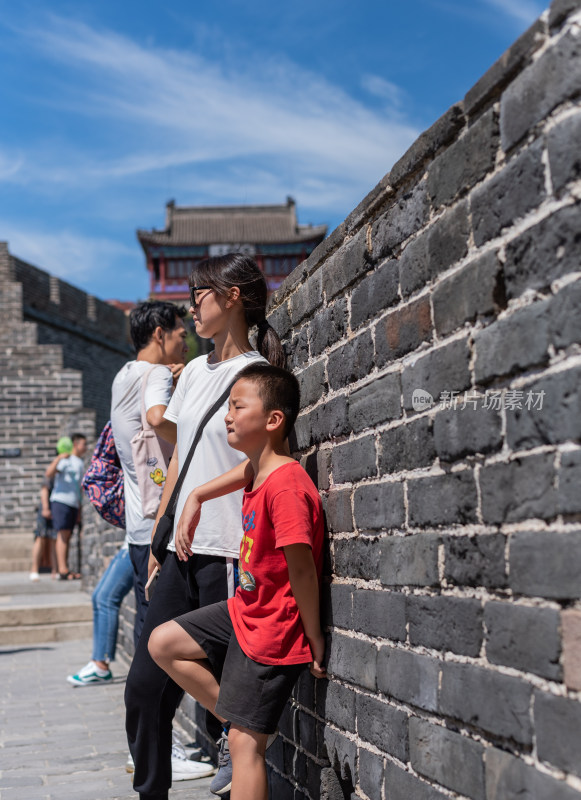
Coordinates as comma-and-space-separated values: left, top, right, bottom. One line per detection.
209, 729, 278, 797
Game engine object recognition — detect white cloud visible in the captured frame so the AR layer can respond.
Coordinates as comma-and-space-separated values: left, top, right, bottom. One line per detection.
6, 16, 420, 216
361, 75, 405, 108
480, 0, 544, 26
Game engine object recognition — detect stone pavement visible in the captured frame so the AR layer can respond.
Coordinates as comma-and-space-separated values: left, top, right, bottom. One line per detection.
0, 637, 215, 800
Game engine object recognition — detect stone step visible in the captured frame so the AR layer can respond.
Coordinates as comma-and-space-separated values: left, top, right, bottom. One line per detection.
0, 534, 32, 559
0, 601, 92, 628
0, 572, 82, 595
0, 620, 93, 645
0, 558, 32, 572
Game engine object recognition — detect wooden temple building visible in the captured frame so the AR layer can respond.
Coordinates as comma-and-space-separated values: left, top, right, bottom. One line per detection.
137, 197, 327, 302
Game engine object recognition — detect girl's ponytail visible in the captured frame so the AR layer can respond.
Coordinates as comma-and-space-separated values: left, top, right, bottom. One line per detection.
256, 318, 285, 369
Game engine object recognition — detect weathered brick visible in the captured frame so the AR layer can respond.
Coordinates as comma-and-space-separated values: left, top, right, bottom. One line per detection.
375, 296, 432, 367
535, 691, 581, 777
548, 112, 581, 194
379, 416, 435, 474
323, 228, 369, 301
301, 447, 330, 492
325, 489, 353, 533
562, 609, 581, 691
439, 662, 533, 744
551, 278, 581, 351
560, 448, 581, 511
323, 730, 357, 783
309, 299, 348, 357
485, 747, 581, 800
350, 259, 399, 329
267, 769, 295, 800
357, 748, 383, 800
472, 139, 546, 247
485, 601, 561, 679
480, 454, 557, 524
377, 646, 440, 712
310, 395, 350, 443
408, 595, 483, 656
398, 230, 430, 297
287, 325, 310, 371
504, 202, 581, 300
506, 365, 581, 451
267, 300, 291, 340
327, 632, 377, 691
408, 471, 478, 527
427, 109, 499, 208
290, 269, 323, 325
509, 531, 581, 599
427, 200, 470, 278
474, 298, 551, 383
321, 681, 356, 732
383, 761, 449, 800
356, 693, 408, 761
549, 0, 581, 29
353, 482, 405, 531
409, 719, 485, 800
331, 435, 377, 484
348, 372, 402, 433
380, 533, 439, 587
501, 28, 581, 150
432, 250, 502, 337
373, 180, 430, 259
390, 103, 465, 187
327, 330, 374, 391
322, 582, 353, 629
333, 536, 380, 581
434, 403, 502, 462
402, 338, 471, 412
352, 589, 406, 641
444, 534, 507, 589
297, 360, 327, 409
464, 17, 547, 116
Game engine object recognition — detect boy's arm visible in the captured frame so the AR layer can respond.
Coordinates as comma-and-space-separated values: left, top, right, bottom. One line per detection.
45, 452, 69, 479
283, 543, 326, 679
40, 485, 52, 519
148, 444, 179, 576
175, 459, 253, 560
145, 406, 177, 445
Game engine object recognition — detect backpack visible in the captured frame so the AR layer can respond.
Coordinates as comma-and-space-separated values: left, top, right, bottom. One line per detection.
130, 367, 174, 519
82, 421, 125, 529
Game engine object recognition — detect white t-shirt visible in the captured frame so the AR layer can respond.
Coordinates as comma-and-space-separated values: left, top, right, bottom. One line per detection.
164, 350, 267, 558
50, 455, 84, 509
111, 361, 174, 546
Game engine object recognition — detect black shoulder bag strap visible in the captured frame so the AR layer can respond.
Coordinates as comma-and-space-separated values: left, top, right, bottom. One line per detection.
151, 379, 236, 563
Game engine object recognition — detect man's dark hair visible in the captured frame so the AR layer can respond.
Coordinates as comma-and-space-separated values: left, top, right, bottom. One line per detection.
235, 363, 300, 439
72, 433, 86, 443
129, 301, 187, 353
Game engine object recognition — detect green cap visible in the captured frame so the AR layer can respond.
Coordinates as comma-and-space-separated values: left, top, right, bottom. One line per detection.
56, 436, 73, 454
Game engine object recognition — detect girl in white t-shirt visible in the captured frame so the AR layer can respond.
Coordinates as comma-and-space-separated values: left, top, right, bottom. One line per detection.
125, 254, 285, 798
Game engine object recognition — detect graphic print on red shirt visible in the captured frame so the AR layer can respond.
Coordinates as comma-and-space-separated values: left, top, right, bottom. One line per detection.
228, 461, 324, 666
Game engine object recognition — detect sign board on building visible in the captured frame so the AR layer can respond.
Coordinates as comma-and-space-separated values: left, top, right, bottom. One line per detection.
209, 244, 256, 257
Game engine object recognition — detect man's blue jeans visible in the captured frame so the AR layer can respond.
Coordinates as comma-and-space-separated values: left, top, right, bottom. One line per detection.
92, 546, 134, 663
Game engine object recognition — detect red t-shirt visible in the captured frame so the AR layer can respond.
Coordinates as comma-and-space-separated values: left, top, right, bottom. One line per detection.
228, 461, 324, 666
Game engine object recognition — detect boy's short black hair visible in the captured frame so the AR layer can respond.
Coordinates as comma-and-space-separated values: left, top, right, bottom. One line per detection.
235, 364, 300, 439
72, 433, 86, 443
129, 301, 187, 353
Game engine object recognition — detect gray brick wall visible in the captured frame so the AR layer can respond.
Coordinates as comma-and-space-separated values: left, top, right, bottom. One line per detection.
255, 3, 581, 797
0, 243, 131, 535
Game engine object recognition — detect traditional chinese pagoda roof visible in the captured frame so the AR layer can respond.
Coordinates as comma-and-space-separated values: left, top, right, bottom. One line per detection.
137, 198, 327, 248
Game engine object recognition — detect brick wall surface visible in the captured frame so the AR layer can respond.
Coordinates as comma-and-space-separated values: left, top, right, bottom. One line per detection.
0, 243, 131, 535
255, 3, 581, 798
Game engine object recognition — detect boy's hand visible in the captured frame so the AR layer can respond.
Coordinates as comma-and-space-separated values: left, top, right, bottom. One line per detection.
169, 363, 185, 386
309, 632, 326, 679
148, 551, 160, 579
175, 491, 202, 560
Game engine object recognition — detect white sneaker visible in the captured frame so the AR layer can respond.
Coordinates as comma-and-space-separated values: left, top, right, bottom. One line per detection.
171, 730, 208, 762
29, 572, 39, 581
126, 753, 134, 774
67, 660, 113, 687
171, 740, 215, 781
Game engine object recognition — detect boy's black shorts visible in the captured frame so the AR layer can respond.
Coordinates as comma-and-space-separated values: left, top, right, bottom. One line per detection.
175, 600, 307, 734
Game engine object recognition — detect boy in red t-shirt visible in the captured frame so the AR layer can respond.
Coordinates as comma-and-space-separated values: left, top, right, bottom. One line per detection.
148, 363, 325, 800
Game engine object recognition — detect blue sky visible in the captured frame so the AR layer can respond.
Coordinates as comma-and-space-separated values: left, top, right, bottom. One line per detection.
0, 0, 545, 301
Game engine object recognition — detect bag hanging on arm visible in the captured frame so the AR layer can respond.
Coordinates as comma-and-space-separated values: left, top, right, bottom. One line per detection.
151, 380, 236, 564
130, 366, 175, 519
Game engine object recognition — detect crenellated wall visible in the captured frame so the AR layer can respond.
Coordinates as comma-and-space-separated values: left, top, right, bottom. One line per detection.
0, 243, 131, 535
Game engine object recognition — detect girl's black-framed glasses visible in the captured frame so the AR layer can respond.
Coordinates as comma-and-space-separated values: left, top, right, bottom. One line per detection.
189, 286, 213, 307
